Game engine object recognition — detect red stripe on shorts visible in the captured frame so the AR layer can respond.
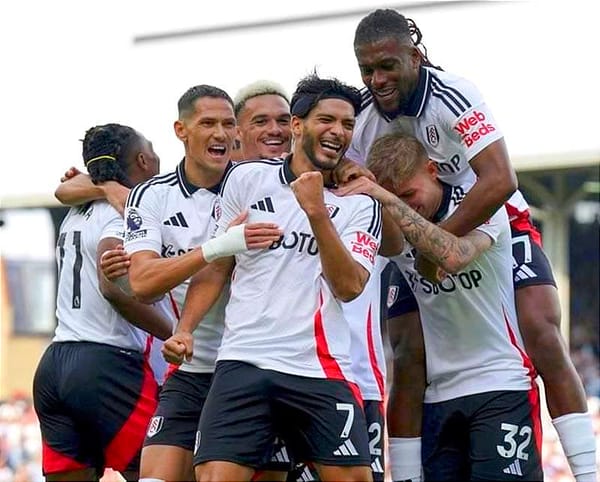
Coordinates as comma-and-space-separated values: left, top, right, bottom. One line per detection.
104, 359, 158, 471
42, 439, 88, 474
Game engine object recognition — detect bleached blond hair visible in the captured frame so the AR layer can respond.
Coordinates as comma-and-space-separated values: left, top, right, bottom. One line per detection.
233, 80, 290, 118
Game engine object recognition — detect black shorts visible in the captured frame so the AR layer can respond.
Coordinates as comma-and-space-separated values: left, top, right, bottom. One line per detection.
143, 369, 212, 451
194, 361, 370, 469
511, 224, 556, 289
364, 400, 385, 482
285, 400, 385, 482
33, 341, 158, 475
422, 390, 543, 481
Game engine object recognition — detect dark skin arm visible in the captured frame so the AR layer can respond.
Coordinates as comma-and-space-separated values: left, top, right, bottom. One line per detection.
97, 237, 173, 340
441, 139, 517, 236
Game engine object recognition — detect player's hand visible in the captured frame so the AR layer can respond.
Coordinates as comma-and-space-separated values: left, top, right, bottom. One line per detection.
229, 211, 282, 249
332, 157, 376, 185
414, 252, 447, 283
100, 245, 130, 280
102, 181, 130, 217
60, 166, 82, 182
333, 176, 393, 204
162, 332, 194, 365
290, 172, 326, 217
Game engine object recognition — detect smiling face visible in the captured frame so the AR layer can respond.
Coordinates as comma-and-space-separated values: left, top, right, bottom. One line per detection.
175, 96, 236, 176
293, 98, 355, 172
388, 160, 441, 220
355, 36, 421, 114
237, 94, 291, 159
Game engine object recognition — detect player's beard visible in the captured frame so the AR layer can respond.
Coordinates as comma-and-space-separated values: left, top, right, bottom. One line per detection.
301, 131, 344, 172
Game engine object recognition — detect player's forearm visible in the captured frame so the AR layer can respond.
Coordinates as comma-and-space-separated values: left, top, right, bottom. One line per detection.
177, 259, 231, 334
55, 174, 104, 206
440, 179, 515, 237
308, 210, 368, 302
129, 248, 208, 303
383, 196, 477, 273
100, 284, 173, 340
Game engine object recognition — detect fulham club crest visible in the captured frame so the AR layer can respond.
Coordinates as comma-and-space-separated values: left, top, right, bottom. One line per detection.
146, 416, 164, 438
426, 125, 439, 147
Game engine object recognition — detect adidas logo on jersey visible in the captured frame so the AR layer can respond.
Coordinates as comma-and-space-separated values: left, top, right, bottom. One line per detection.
503, 459, 523, 476
163, 212, 189, 228
250, 197, 275, 213
333, 439, 358, 456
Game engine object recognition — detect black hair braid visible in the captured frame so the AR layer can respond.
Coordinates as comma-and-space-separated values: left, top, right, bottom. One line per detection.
407, 18, 443, 71
81, 123, 138, 187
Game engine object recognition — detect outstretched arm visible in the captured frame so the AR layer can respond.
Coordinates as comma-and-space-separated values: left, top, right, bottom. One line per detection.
55, 171, 130, 215
161, 257, 233, 365
440, 139, 516, 236
335, 177, 493, 273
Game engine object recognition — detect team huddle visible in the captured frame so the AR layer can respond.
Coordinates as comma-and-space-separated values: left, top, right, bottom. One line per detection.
32, 9, 597, 482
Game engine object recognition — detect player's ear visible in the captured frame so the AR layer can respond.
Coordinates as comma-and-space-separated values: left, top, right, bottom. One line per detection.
291, 116, 303, 137
174, 119, 187, 142
425, 159, 438, 178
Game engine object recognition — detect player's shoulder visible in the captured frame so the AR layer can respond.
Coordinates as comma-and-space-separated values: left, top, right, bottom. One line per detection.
221, 158, 284, 190
127, 170, 179, 208
334, 192, 382, 236
427, 68, 484, 117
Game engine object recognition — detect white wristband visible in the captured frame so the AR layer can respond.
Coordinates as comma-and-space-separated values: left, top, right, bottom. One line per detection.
201, 224, 247, 262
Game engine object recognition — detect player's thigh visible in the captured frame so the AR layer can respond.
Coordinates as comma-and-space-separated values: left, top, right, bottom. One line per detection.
422, 399, 470, 481
194, 361, 276, 470
140, 444, 195, 481
273, 375, 370, 469
470, 390, 543, 481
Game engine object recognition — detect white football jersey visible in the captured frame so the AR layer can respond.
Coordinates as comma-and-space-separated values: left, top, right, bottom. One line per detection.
124, 161, 229, 373
215, 158, 382, 380
390, 183, 536, 403
54, 201, 154, 352
347, 66, 529, 214
343, 256, 387, 401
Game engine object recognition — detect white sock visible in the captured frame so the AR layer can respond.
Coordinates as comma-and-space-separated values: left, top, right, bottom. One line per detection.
389, 437, 422, 482
138, 479, 166, 482
552, 411, 597, 482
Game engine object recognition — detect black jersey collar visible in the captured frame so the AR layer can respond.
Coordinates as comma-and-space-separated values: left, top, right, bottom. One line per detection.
376, 66, 431, 121
176, 159, 231, 197
432, 181, 453, 224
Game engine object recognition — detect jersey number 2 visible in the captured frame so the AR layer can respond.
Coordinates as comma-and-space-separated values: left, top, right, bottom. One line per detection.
58, 230, 83, 309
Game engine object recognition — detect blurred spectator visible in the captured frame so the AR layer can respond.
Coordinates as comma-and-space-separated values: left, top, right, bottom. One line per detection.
0, 393, 42, 482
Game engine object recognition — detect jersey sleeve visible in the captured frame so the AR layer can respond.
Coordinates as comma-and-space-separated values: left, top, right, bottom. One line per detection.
98, 204, 125, 242
473, 204, 510, 244
340, 195, 382, 274
123, 183, 163, 255
436, 77, 504, 162
346, 137, 366, 166
214, 165, 245, 237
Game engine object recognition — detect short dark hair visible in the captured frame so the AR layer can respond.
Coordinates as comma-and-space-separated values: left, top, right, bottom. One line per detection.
290, 72, 362, 118
354, 9, 412, 48
82, 123, 141, 187
177, 84, 234, 119
366, 132, 428, 186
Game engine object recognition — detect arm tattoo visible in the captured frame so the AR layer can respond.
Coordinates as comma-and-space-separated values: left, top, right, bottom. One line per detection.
386, 198, 476, 269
